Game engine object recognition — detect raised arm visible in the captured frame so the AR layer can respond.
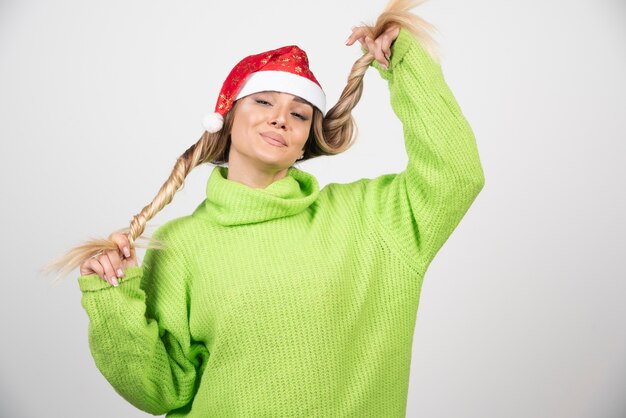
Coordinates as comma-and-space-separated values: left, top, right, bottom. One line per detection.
360, 27, 485, 275
78, 222, 207, 414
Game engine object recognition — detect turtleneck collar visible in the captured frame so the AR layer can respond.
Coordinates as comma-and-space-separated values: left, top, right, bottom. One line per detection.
196, 165, 320, 226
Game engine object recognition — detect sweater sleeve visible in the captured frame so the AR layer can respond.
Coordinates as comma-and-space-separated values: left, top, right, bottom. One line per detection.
360, 27, 485, 275
77, 223, 207, 415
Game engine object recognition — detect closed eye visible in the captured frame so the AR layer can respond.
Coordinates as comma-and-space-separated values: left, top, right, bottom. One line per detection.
254, 99, 309, 121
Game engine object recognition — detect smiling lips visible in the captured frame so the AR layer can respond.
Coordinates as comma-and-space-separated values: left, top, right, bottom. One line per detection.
260, 132, 287, 147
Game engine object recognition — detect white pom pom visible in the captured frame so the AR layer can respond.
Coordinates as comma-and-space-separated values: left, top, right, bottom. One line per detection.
202, 112, 224, 133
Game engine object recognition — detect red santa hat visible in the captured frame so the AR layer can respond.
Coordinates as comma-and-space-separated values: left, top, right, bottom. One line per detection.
202, 44, 326, 133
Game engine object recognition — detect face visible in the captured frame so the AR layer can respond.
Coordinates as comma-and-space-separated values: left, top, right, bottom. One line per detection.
228, 90, 314, 171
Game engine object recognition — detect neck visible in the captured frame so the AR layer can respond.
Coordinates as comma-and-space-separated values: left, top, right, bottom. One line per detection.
226, 152, 289, 189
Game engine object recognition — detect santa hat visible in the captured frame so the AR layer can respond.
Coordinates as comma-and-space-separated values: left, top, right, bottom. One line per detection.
202, 44, 326, 133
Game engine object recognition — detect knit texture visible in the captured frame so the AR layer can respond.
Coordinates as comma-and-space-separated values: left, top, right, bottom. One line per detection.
78, 27, 485, 417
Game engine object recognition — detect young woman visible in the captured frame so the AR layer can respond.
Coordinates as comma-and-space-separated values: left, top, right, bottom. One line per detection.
46, 1, 485, 416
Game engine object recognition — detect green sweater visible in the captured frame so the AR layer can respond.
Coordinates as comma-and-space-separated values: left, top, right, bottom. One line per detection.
78, 27, 485, 417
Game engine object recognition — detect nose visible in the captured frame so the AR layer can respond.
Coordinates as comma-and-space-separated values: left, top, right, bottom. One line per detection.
269, 106, 288, 129
271, 118, 286, 129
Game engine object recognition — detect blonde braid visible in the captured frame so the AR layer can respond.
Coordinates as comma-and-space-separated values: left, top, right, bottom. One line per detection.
43, 105, 238, 281
306, 0, 438, 158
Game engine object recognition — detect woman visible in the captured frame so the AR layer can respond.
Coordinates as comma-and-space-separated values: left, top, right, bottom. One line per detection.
46, 0, 485, 416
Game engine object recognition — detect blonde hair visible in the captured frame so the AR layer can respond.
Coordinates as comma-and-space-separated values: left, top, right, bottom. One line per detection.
43, 0, 439, 281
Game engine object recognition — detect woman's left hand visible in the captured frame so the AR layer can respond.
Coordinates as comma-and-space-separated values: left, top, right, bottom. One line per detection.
345, 24, 401, 70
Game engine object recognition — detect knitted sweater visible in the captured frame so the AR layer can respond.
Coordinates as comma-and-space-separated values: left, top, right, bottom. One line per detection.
78, 27, 485, 417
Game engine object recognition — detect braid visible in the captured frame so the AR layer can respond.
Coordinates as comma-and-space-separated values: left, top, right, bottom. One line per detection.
43, 103, 238, 281
316, 54, 371, 154
304, 0, 438, 159
126, 132, 212, 248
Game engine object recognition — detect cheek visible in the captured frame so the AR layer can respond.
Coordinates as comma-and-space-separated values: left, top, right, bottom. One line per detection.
295, 124, 312, 146
230, 110, 259, 143
298, 129, 309, 145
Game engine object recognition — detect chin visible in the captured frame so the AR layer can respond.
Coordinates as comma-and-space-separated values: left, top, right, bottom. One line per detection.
254, 146, 291, 165
252, 152, 291, 170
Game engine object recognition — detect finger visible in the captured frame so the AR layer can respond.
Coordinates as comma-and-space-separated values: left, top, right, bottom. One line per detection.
128, 245, 138, 266
111, 233, 132, 260
380, 35, 393, 61
99, 252, 119, 286
80, 258, 97, 277
387, 24, 401, 42
346, 26, 368, 46
84, 258, 105, 281
382, 26, 400, 60
373, 37, 389, 67
345, 27, 355, 45
107, 247, 125, 280
365, 37, 385, 67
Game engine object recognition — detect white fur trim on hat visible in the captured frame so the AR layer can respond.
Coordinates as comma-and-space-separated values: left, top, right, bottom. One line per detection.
202, 112, 224, 133
235, 70, 326, 116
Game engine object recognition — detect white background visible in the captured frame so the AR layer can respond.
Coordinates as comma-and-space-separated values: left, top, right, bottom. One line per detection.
1, 0, 625, 417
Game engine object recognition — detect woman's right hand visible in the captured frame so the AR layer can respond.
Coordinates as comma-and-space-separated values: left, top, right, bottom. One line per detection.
79, 232, 138, 286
